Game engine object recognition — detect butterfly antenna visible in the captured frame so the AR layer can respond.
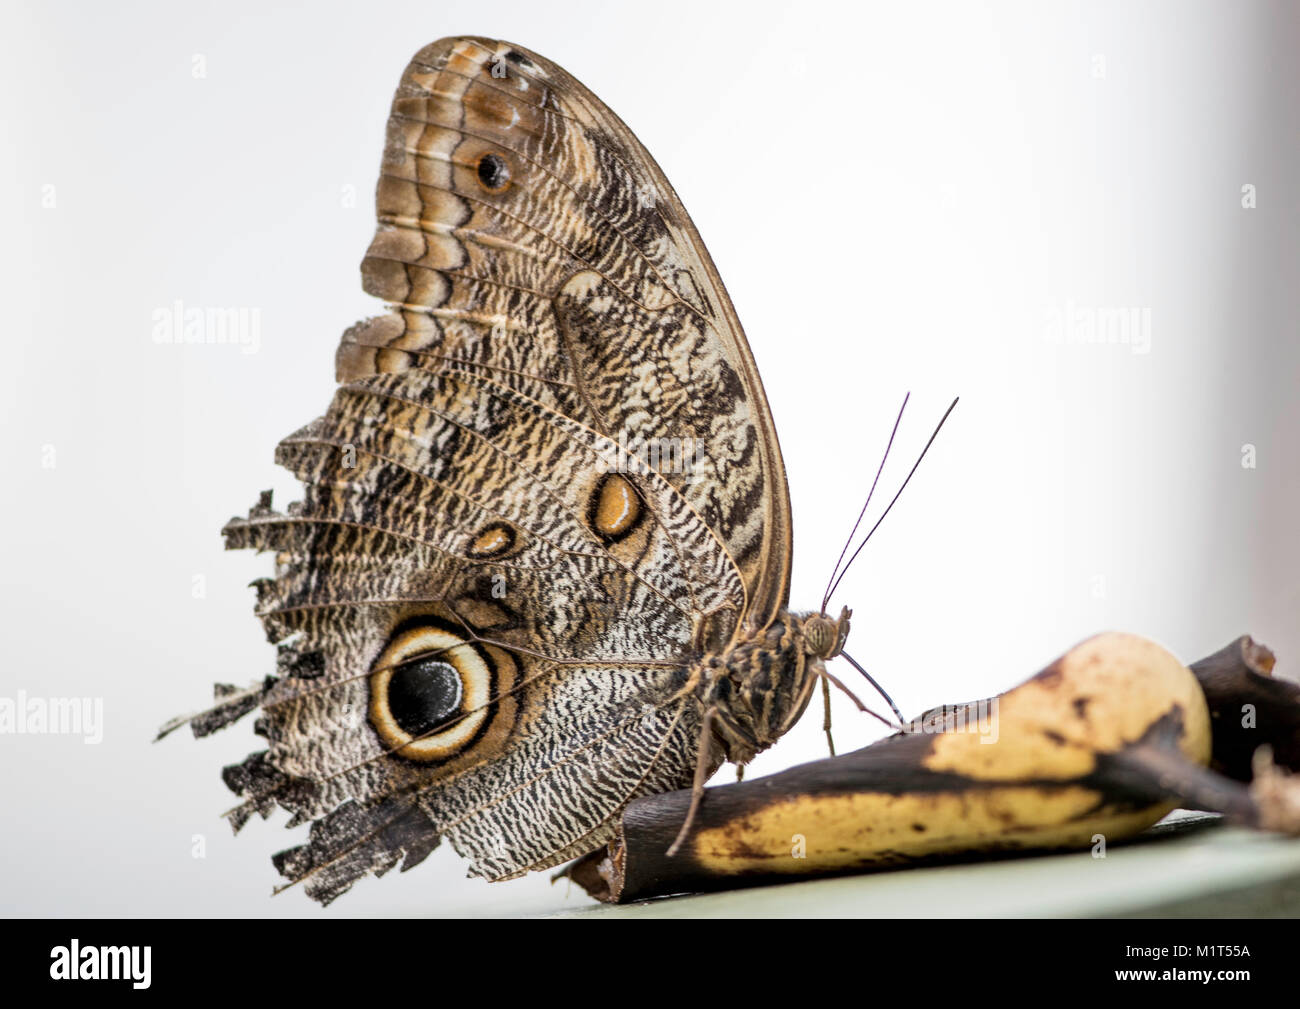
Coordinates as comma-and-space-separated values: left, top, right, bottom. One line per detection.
820, 392, 910, 614
825, 396, 959, 607
840, 650, 905, 726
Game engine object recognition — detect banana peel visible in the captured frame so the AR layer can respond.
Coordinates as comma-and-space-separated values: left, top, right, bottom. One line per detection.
564, 633, 1300, 903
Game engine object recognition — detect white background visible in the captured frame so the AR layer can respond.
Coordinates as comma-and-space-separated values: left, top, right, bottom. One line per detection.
2, 0, 1296, 916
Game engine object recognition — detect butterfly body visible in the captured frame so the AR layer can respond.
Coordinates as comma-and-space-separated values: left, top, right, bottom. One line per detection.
690, 607, 851, 767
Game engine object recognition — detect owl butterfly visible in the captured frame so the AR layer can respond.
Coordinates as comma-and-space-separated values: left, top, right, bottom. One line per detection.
165, 36, 951, 904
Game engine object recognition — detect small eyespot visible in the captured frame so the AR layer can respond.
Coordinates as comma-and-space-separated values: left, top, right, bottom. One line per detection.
467, 521, 516, 560
589, 473, 644, 543
477, 152, 511, 193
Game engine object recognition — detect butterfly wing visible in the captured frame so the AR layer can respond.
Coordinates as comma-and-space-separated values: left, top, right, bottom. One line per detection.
342, 37, 791, 613
207, 37, 792, 903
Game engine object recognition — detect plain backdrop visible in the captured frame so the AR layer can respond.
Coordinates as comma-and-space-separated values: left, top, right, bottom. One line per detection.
2, 0, 1296, 917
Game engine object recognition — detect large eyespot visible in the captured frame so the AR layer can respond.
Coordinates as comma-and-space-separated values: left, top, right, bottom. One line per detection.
476, 152, 511, 193
588, 472, 644, 543
388, 658, 461, 736
368, 625, 494, 762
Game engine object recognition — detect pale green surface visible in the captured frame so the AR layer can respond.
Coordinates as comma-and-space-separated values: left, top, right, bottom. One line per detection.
543, 814, 1300, 918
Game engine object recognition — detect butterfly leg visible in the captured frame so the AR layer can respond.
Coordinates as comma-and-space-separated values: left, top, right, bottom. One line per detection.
666, 705, 718, 857
819, 670, 897, 731
821, 675, 837, 756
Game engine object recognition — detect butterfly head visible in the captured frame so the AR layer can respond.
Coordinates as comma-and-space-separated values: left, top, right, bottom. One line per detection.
801, 606, 852, 661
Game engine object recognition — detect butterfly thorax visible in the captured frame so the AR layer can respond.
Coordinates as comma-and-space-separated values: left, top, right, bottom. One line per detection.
689, 607, 852, 766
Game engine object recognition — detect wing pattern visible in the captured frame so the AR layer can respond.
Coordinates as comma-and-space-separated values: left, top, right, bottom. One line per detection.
204, 37, 792, 902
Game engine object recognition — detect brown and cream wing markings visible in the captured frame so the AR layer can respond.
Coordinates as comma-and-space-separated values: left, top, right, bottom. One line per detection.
340, 37, 791, 621
189, 37, 793, 902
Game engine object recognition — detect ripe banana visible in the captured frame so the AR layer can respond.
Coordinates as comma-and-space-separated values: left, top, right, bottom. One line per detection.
568, 632, 1300, 903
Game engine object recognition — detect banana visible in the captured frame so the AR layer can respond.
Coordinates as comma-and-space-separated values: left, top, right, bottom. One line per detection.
566, 632, 1300, 903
